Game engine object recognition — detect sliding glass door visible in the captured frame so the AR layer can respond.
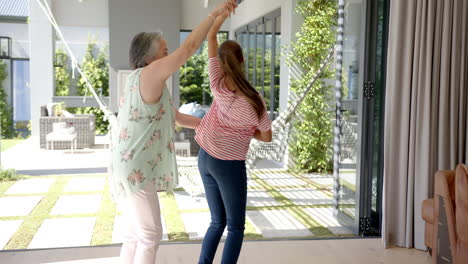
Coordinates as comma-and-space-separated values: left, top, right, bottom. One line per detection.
236, 9, 281, 120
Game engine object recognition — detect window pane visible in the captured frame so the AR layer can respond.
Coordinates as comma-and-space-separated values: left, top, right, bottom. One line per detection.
274, 16, 281, 112
264, 19, 273, 113
257, 23, 265, 97
248, 26, 256, 83
13, 60, 30, 122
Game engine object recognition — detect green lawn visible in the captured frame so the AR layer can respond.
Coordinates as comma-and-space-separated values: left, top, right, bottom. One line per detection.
1, 139, 24, 152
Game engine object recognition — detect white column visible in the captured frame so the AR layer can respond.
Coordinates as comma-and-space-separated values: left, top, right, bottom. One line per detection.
29, 0, 55, 137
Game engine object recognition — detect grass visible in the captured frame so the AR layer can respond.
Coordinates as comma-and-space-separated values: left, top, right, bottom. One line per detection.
91, 179, 117, 245
159, 192, 189, 241
1, 138, 24, 152
0, 170, 356, 250
4, 177, 68, 249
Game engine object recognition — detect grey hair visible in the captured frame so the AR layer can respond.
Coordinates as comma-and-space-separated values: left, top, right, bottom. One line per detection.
129, 31, 163, 70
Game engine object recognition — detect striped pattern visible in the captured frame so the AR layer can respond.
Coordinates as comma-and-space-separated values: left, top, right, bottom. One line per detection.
333, 0, 345, 212
195, 57, 271, 161
0, 0, 29, 18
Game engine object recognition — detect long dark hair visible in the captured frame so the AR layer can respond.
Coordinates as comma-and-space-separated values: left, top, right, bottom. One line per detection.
218, 40, 264, 119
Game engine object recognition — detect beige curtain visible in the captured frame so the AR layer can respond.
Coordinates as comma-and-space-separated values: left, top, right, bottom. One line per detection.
383, 0, 468, 249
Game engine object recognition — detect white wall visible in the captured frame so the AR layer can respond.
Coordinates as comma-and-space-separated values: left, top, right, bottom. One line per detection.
108, 0, 181, 111
53, 0, 109, 62
53, 0, 108, 27
180, 0, 230, 31
0, 22, 29, 58
229, 0, 284, 33
29, 0, 55, 137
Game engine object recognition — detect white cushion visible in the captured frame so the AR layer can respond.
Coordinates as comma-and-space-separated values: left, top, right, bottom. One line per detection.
61, 110, 75, 118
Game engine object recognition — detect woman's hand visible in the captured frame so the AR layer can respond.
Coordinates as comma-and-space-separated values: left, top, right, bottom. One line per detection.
210, 0, 237, 18
254, 129, 272, 142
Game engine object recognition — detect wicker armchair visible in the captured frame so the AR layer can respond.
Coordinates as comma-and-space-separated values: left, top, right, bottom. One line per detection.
40, 114, 95, 149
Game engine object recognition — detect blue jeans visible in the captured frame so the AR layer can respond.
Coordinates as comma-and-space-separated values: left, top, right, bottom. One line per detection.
198, 148, 247, 264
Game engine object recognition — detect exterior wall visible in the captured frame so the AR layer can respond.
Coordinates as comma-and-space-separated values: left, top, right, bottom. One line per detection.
108, 0, 181, 111
53, 0, 108, 27
29, 0, 54, 137
53, 0, 109, 64
0, 22, 29, 58
0, 21, 27, 107
180, 0, 230, 31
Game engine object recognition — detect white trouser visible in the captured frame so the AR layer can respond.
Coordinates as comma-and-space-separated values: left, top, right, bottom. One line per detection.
120, 184, 162, 264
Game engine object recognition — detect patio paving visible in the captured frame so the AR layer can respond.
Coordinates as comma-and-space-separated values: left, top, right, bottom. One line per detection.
278, 188, 332, 205
1, 137, 109, 175
5, 178, 55, 194
304, 174, 334, 186
180, 212, 227, 240
50, 194, 103, 215
0, 196, 43, 217
257, 172, 308, 187
247, 190, 281, 207
0, 220, 23, 249
303, 208, 354, 235
63, 177, 106, 193
246, 210, 313, 238
173, 191, 209, 211
0, 140, 357, 250
28, 218, 96, 249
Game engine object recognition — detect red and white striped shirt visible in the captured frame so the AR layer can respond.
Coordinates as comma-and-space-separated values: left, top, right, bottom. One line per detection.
195, 57, 271, 160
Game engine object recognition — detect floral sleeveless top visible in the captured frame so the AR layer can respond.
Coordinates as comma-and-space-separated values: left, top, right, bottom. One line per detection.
109, 68, 178, 200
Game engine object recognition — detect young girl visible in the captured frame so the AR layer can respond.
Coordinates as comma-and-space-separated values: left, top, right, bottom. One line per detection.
195, 11, 273, 264
109, 2, 237, 263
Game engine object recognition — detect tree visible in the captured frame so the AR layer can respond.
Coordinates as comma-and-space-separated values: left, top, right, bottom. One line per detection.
287, 0, 337, 173
179, 52, 210, 105
179, 33, 228, 106
72, 42, 110, 134
0, 60, 14, 138
55, 48, 71, 96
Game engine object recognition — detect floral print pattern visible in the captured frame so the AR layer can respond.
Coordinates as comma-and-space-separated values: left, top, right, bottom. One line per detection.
148, 105, 166, 123
129, 106, 142, 121
110, 68, 177, 200
143, 129, 161, 150
167, 140, 175, 153
121, 149, 135, 162
148, 153, 163, 171
119, 128, 130, 142
127, 169, 145, 185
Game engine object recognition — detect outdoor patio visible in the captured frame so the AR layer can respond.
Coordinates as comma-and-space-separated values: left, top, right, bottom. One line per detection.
0, 136, 356, 250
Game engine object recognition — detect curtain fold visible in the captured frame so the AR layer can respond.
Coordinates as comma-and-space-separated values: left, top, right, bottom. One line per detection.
383, 0, 468, 249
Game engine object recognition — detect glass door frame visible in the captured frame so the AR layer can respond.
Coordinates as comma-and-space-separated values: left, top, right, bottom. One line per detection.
358, 0, 389, 236
334, 0, 389, 236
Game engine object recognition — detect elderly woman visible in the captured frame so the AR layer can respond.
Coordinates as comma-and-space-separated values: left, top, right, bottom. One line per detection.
109, 1, 237, 263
